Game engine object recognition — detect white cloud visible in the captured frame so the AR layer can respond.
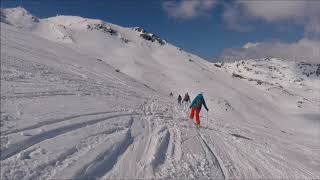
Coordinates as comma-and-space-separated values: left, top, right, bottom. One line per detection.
162, 0, 217, 20
162, 0, 320, 63
223, 1, 320, 37
305, 18, 320, 40
220, 1, 320, 63
240, 1, 305, 22
243, 42, 260, 49
222, 3, 252, 32
220, 39, 320, 63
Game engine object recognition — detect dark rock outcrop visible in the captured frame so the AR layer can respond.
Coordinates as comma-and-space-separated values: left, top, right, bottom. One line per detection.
232, 73, 245, 79
133, 27, 165, 45
297, 62, 320, 77
87, 23, 117, 35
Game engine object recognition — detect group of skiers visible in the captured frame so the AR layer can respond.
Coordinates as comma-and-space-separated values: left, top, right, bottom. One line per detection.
177, 93, 190, 106
176, 92, 209, 128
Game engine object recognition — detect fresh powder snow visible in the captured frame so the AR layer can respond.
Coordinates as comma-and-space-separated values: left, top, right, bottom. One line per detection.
1, 7, 319, 179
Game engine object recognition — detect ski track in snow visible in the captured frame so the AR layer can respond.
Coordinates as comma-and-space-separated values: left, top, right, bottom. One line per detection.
1, 8, 320, 179
1, 110, 121, 136
1, 38, 226, 178
0, 112, 138, 160
197, 130, 226, 179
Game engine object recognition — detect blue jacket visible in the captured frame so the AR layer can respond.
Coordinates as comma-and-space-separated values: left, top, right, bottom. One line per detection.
190, 94, 208, 111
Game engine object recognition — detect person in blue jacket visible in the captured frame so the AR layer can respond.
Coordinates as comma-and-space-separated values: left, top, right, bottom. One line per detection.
189, 92, 209, 128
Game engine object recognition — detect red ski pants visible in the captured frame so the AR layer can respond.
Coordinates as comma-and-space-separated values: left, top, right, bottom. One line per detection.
189, 108, 200, 125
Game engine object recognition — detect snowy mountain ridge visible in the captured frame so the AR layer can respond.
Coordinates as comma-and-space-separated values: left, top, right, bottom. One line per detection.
1, 7, 167, 46
1, 7, 319, 179
219, 57, 320, 110
219, 57, 320, 90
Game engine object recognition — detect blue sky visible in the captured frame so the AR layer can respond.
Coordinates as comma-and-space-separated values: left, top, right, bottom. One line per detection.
2, 0, 318, 62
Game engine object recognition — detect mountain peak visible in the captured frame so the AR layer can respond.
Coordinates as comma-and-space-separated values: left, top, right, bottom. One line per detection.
1, 7, 39, 28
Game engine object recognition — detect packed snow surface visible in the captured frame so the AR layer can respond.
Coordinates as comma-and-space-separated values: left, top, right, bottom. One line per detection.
1, 7, 319, 179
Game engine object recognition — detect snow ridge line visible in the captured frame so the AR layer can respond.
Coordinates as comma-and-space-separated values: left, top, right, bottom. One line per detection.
0, 113, 140, 160
2, 110, 121, 135
197, 131, 227, 179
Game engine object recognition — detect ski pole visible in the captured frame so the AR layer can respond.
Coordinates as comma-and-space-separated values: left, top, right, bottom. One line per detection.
207, 110, 209, 128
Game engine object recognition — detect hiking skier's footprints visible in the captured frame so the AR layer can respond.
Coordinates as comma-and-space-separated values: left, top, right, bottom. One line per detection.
166, 101, 227, 179
125, 98, 182, 178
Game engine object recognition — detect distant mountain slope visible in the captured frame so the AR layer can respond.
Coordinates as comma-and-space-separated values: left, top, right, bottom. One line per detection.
2, 7, 206, 95
217, 58, 320, 111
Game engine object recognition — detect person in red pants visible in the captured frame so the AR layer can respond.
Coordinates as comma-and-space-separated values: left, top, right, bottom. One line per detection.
189, 92, 209, 128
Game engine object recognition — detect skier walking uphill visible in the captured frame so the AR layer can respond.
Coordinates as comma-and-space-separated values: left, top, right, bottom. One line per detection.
183, 93, 191, 109
177, 94, 182, 105
189, 92, 209, 128
183, 93, 190, 103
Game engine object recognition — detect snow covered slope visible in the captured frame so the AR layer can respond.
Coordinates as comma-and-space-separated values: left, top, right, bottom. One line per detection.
219, 58, 320, 114
1, 7, 319, 179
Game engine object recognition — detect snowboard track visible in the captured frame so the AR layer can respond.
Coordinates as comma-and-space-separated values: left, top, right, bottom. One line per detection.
0, 112, 140, 160
34, 127, 131, 179
197, 130, 226, 179
75, 129, 134, 179
2, 110, 121, 136
2, 91, 76, 100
